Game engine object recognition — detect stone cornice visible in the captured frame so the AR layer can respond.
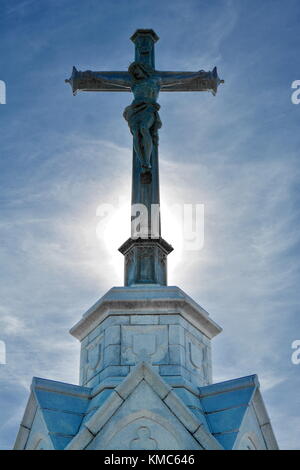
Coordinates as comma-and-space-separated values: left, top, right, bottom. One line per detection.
70, 285, 222, 341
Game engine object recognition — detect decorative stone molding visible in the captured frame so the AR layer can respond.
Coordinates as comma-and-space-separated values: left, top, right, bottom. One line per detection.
71, 286, 222, 341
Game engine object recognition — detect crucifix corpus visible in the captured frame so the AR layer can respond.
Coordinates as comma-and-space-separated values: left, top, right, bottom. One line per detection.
66, 29, 224, 286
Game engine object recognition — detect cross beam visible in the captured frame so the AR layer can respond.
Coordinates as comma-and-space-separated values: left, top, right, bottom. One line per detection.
66, 65, 223, 94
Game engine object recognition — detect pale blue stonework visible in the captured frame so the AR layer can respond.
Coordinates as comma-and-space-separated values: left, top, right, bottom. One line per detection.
14, 285, 278, 450
14, 363, 278, 450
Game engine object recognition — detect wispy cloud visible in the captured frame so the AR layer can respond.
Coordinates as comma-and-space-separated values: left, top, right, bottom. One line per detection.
0, 0, 299, 450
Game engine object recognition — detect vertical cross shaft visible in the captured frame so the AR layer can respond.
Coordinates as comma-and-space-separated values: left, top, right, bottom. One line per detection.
130, 30, 160, 238
119, 30, 173, 286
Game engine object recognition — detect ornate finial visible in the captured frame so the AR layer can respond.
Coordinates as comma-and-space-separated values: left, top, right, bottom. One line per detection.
130, 29, 159, 69
130, 29, 159, 43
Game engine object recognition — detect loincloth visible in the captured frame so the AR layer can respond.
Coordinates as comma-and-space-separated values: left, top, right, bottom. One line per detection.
123, 101, 162, 143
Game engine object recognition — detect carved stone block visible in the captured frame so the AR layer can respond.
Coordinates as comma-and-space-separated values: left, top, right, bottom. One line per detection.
121, 325, 168, 365
82, 334, 104, 384
185, 331, 209, 385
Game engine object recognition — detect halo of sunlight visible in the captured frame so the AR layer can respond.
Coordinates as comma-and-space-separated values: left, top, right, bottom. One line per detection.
95, 196, 184, 283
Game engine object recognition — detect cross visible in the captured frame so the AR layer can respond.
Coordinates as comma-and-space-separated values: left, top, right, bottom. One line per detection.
66, 29, 224, 287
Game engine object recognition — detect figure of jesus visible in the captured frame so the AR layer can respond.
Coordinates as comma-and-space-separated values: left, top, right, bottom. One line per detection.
123, 62, 162, 172
67, 62, 223, 173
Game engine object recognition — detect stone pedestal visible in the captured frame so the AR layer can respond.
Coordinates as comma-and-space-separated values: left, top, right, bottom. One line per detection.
70, 285, 222, 390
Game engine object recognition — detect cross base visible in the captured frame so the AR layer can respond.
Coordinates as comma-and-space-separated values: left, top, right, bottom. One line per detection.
119, 237, 173, 286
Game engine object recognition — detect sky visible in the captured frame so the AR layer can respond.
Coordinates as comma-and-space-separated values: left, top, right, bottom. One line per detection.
0, 0, 299, 450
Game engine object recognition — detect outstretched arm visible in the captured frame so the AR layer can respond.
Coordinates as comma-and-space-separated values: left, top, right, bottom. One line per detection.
65, 67, 132, 94
159, 67, 224, 94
